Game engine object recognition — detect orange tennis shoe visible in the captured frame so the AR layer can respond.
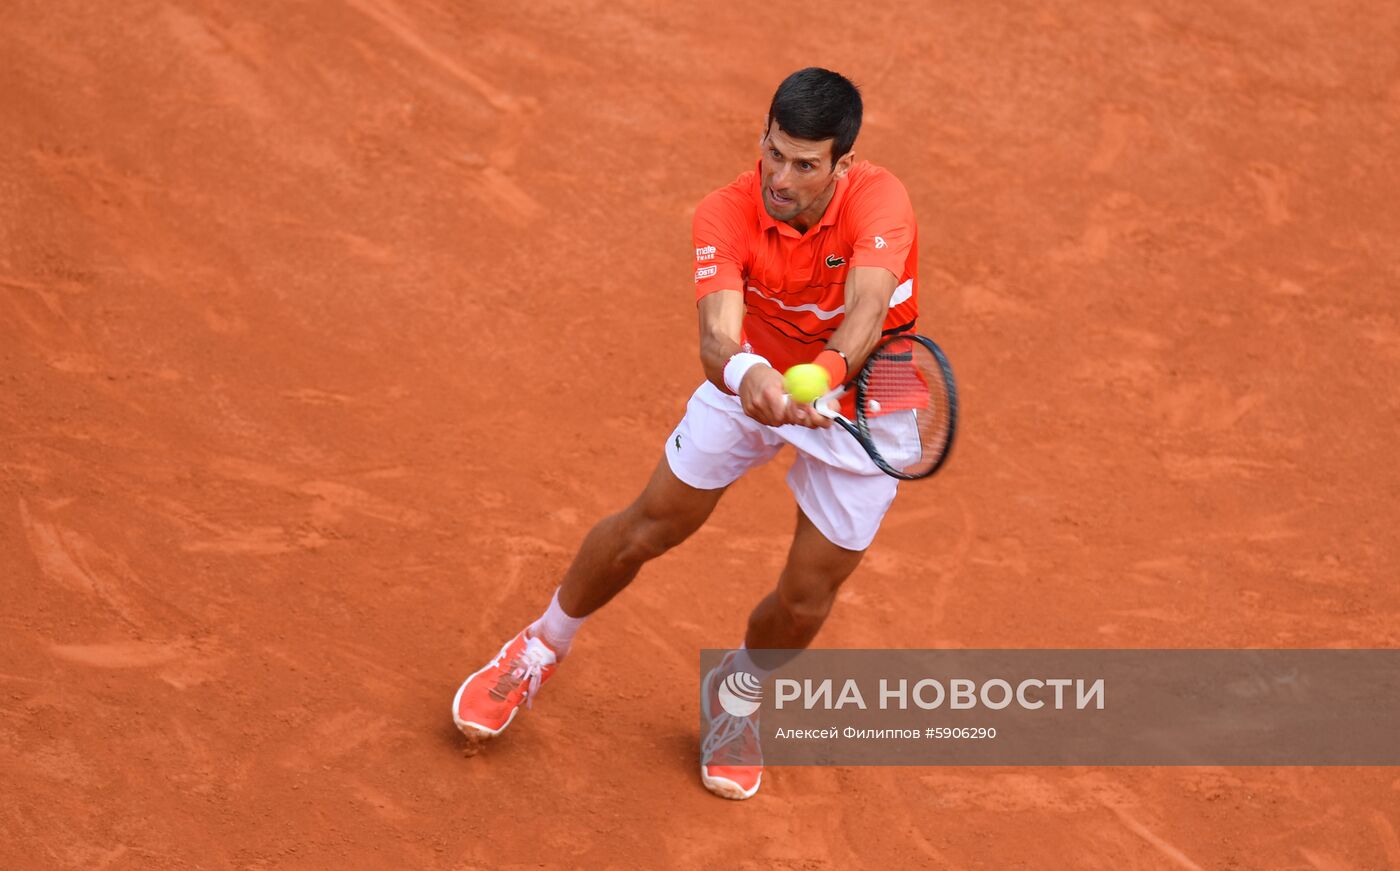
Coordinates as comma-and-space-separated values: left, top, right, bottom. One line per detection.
453, 629, 559, 740
700, 655, 764, 800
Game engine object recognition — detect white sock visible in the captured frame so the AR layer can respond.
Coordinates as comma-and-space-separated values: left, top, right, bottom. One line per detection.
732, 643, 775, 678
528, 588, 587, 658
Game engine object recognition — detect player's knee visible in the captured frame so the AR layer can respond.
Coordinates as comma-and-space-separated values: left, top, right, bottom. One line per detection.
779, 585, 839, 630
617, 512, 694, 565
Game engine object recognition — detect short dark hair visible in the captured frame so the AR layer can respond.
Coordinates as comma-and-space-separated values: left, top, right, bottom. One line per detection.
766, 68, 863, 165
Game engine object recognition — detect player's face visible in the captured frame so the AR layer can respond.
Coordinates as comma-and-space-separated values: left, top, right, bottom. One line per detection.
760, 123, 853, 229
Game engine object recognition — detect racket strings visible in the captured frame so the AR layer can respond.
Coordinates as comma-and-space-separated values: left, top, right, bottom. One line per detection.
862, 340, 954, 476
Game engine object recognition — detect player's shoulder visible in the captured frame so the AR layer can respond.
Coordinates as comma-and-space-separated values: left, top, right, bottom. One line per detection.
843, 160, 911, 205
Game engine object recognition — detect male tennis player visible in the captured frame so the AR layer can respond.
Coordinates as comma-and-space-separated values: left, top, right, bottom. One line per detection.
453, 68, 918, 800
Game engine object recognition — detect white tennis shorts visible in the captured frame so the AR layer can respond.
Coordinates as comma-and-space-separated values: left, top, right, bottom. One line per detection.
664, 381, 904, 551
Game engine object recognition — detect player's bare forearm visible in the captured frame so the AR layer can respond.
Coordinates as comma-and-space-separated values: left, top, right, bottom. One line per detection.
698, 289, 746, 391
697, 288, 805, 427
826, 265, 898, 370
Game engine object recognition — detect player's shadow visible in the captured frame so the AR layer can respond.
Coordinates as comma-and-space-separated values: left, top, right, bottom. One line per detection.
662, 729, 701, 764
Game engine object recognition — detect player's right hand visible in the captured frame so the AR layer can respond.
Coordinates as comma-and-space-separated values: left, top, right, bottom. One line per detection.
738, 365, 794, 427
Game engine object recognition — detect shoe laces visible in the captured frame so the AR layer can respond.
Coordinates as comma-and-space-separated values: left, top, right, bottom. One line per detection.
702, 671, 762, 766
495, 635, 556, 709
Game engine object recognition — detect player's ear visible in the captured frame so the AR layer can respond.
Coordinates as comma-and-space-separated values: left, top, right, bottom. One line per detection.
833, 150, 855, 178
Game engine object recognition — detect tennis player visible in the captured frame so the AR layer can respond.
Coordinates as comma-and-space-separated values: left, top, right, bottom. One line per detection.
453, 68, 919, 800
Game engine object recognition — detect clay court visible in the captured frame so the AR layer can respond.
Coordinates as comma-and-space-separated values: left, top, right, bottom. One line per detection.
3, 0, 1399, 867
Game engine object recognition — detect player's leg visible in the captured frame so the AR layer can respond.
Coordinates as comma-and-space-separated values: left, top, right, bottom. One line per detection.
533, 381, 782, 646
700, 507, 864, 800
742, 427, 902, 663
700, 445, 897, 800
453, 458, 722, 742
455, 381, 781, 744
553, 456, 725, 620
742, 506, 864, 657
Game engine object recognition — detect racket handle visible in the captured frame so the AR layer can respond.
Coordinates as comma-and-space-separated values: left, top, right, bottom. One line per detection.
779, 390, 845, 420
813, 386, 847, 420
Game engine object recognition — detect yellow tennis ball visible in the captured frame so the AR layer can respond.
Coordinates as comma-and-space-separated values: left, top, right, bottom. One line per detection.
783, 363, 830, 404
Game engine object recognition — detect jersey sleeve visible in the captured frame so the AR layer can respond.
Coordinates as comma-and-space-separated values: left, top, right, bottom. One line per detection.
846, 171, 916, 277
691, 189, 748, 299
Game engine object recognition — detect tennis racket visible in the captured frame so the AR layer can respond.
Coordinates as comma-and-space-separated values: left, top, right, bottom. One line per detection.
812, 334, 958, 480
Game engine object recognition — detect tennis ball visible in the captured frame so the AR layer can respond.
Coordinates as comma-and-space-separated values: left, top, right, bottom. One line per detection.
783, 363, 830, 404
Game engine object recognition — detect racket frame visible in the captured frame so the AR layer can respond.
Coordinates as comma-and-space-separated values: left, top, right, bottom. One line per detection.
811, 333, 958, 481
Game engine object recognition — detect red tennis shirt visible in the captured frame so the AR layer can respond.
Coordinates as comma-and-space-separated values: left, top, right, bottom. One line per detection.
692, 160, 918, 375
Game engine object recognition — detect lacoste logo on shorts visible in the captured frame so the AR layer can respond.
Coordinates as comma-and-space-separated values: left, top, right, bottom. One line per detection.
718, 671, 763, 717
696, 245, 716, 262
695, 265, 717, 281
825, 254, 846, 268
674, 433, 682, 451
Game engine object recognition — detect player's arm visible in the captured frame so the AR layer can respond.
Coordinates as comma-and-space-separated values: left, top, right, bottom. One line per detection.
819, 169, 916, 380
698, 289, 744, 388
824, 265, 899, 372
693, 188, 803, 427
779, 266, 897, 432
698, 290, 793, 427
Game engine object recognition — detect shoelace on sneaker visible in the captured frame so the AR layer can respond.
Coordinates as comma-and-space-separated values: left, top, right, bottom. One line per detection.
489, 636, 555, 709
702, 668, 762, 766
701, 710, 761, 763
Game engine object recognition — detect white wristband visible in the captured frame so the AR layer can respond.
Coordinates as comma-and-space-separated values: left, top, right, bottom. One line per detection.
723, 352, 770, 395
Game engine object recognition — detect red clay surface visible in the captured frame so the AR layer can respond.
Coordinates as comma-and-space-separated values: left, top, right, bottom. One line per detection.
4, 1, 1400, 868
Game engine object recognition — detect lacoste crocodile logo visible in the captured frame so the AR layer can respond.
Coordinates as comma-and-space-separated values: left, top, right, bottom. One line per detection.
825, 254, 846, 268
